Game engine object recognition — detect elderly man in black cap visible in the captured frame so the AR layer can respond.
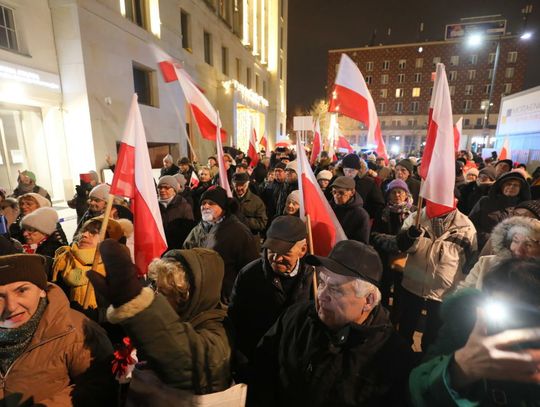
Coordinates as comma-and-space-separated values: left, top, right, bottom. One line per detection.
183, 186, 258, 302
232, 172, 267, 239
250, 240, 414, 406
228, 216, 311, 374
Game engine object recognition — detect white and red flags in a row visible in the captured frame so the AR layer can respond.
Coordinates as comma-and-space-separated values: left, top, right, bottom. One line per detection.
328, 53, 388, 161
247, 121, 260, 167
215, 111, 233, 197
310, 118, 322, 166
110, 94, 167, 275
418, 63, 456, 219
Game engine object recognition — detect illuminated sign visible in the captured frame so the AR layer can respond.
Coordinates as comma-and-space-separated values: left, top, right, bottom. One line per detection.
0, 61, 60, 90
445, 20, 506, 40
222, 79, 269, 107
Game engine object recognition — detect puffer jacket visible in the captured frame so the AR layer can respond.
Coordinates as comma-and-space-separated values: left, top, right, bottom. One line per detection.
107, 248, 232, 399
329, 192, 370, 243
0, 284, 115, 406
400, 209, 477, 302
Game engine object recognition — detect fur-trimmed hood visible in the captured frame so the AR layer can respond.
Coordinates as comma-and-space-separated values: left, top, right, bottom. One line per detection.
491, 216, 540, 257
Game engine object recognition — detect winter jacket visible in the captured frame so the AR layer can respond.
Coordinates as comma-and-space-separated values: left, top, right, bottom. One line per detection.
107, 248, 232, 397
235, 189, 267, 236
183, 214, 259, 301
410, 288, 540, 406
228, 254, 313, 362
399, 209, 477, 302
381, 176, 421, 206
261, 180, 288, 222
67, 183, 93, 223
352, 174, 385, 219
159, 194, 196, 250
250, 302, 415, 407
469, 172, 531, 249
329, 192, 370, 243
0, 284, 115, 406
160, 163, 180, 177
457, 181, 491, 215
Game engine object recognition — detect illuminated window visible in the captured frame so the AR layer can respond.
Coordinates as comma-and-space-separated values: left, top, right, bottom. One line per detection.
133, 62, 157, 107
412, 87, 421, 97
0, 5, 18, 51
415, 58, 423, 68
507, 51, 518, 63
398, 59, 406, 69
395, 88, 403, 98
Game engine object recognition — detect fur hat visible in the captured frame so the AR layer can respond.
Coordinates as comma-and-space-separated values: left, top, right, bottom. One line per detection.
491, 216, 540, 257
21, 207, 58, 235
89, 184, 110, 201
19, 193, 51, 208
158, 175, 179, 193
0, 254, 48, 289
515, 200, 540, 220
316, 170, 333, 181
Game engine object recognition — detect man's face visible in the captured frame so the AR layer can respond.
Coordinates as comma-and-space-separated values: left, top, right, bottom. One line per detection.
0, 281, 46, 329
317, 268, 370, 330
201, 199, 224, 222
208, 158, 217, 168
510, 232, 540, 259
163, 159, 173, 169
343, 168, 358, 178
332, 188, 355, 205
477, 174, 494, 185
19, 197, 39, 216
158, 184, 176, 200
395, 165, 410, 181
286, 169, 297, 183
179, 164, 189, 172
318, 179, 330, 190
234, 182, 249, 198
502, 180, 521, 197
199, 169, 211, 183
274, 168, 286, 182
88, 196, 107, 213
23, 227, 47, 244
266, 240, 307, 274
496, 163, 511, 177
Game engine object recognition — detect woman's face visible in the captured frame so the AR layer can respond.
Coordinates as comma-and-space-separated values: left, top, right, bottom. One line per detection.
285, 199, 300, 215
79, 228, 100, 249
199, 169, 211, 183
0, 282, 46, 328
510, 232, 540, 259
19, 198, 39, 216
388, 188, 408, 205
22, 227, 47, 244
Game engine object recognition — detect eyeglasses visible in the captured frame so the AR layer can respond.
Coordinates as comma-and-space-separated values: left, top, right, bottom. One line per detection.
88, 197, 104, 202
331, 189, 349, 196
157, 185, 173, 190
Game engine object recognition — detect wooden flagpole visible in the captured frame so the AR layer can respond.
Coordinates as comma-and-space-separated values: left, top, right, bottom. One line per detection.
415, 179, 424, 228
185, 103, 198, 163
82, 194, 115, 309
306, 214, 319, 309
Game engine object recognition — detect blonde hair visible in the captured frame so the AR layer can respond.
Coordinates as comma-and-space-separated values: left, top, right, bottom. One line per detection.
148, 258, 190, 312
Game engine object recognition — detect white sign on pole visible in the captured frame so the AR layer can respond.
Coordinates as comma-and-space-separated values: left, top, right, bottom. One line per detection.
293, 116, 313, 132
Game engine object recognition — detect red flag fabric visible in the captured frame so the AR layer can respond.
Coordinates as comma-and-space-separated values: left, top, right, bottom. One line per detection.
296, 139, 346, 256
310, 118, 322, 165
215, 111, 233, 198
259, 132, 267, 150
159, 61, 226, 142
247, 126, 260, 167
453, 117, 462, 152
189, 171, 199, 189
328, 53, 388, 161
275, 136, 291, 148
337, 135, 354, 153
110, 94, 167, 275
419, 64, 456, 218
499, 137, 510, 160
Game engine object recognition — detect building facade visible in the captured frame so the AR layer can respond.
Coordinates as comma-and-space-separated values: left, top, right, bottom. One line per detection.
327, 35, 528, 155
0, 0, 287, 201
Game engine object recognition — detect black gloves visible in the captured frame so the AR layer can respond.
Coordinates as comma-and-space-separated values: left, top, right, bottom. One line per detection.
87, 239, 143, 308
396, 225, 423, 252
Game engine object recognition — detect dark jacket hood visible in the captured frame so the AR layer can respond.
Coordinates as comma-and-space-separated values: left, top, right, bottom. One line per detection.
489, 172, 531, 201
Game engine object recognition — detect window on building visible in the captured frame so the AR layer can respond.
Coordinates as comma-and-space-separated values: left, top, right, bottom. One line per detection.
124, 0, 148, 29
449, 71, 457, 81
280, 26, 284, 50
505, 67, 515, 79
449, 86, 455, 96
335, 63, 340, 74
397, 73, 405, 83
381, 120, 386, 128
433, 56, 441, 65
279, 57, 283, 80
469, 54, 477, 65
218, 0, 231, 25
255, 73, 259, 93
180, 9, 191, 50
504, 83, 512, 94
262, 80, 267, 98
415, 58, 423, 68
133, 62, 157, 107
484, 84, 491, 95
412, 87, 421, 97
398, 59, 406, 69
246, 67, 252, 88
0, 5, 18, 51
366, 61, 374, 71
488, 69, 493, 79
395, 88, 403, 98
381, 74, 389, 84
464, 118, 470, 126
468, 69, 476, 80
203, 31, 213, 65
488, 52, 496, 64
465, 84, 474, 95
463, 99, 472, 112
476, 117, 483, 126
365, 75, 372, 85
507, 51, 518, 63
380, 88, 387, 98
414, 72, 422, 83
395, 102, 403, 113
378, 102, 386, 113
382, 60, 390, 70
411, 101, 419, 113
236, 58, 241, 80
450, 55, 459, 66
221, 46, 228, 75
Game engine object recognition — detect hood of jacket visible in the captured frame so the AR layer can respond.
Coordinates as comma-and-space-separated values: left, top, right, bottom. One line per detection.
488, 172, 531, 201
162, 248, 224, 322
491, 215, 540, 257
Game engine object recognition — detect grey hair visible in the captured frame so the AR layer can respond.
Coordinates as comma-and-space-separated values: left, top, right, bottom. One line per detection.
351, 279, 382, 305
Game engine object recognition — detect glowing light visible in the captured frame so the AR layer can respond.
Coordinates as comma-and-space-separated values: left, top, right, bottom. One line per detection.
0, 62, 60, 90
242, 0, 250, 45
484, 299, 510, 325
390, 144, 400, 154
222, 79, 269, 107
253, 0, 258, 55
521, 32, 532, 40
149, 0, 161, 37
467, 33, 483, 47
418, 46, 423, 53
119, 0, 126, 16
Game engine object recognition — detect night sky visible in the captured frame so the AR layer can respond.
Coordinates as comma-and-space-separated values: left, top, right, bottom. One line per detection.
287, 0, 540, 113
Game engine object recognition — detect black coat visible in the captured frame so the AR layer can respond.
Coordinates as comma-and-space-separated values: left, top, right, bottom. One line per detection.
353, 175, 385, 219
250, 302, 415, 407
457, 182, 491, 215
330, 193, 370, 243
159, 194, 196, 250
228, 255, 313, 362
160, 164, 180, 177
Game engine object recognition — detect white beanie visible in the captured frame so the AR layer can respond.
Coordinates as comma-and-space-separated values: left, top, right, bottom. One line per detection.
285, 160, 298, 173
89, 184, 110, 201
316, 170, 333, 181
21, 207, 58, 235
20, 193, 51, 208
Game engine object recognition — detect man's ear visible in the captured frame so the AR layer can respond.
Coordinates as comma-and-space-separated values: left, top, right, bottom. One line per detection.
363, 291, 376, 312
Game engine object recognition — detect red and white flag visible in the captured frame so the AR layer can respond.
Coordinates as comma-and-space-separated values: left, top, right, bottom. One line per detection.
159, 61, 226, 142
337, 135, 354, 153
499, 137, 511, 160
310, 118, 322, 165
215, 111, 233, 198
418, 64, 456, 218
110, 94, 167, 275
275, 135, 291, 148
296, 139, 346, 256
327, 114, 338, 161
189, 171, 200, 189
328, 54, 388, 161
247, 123, 260, 167
453, 117, 462, 152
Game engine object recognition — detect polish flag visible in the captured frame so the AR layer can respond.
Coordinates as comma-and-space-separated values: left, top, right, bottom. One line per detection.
275, 135, 291, 148
247, 124, 260, 167
259, 132, 267, 150
110, 94, 167, 275
297, 139, 346, 256
159, 61, 226, 142
310, 118, 322, 165
215, 111, 233, 198
418, 64, 456, 218
327, 113, 338, 161
337, 135, 354, 153
499, 137, 511, 160
189, 171, 199, 189
453, 117, 462, 152
328, 53, 388, 161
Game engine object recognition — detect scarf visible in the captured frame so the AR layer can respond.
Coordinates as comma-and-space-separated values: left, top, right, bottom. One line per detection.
381, 196, 415, 226
16, 182, 35, 195
431, 210, 457, 239
0, 297, 48, 375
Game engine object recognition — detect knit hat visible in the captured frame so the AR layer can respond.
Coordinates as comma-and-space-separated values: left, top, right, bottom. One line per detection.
89, 184, 110, 201
316, 170, 333, 181
0, 254, 48, 289
178, 157, 190, 165
386, 179, 410, 194
158, 175, 179, 193
515, 200, 540, 220
465, 167, 479, 178
342, 154, 361, 170
396, 159, 414, 174
479, 166, 496, 181
19, 193, 51, 208
285, 160, 298, 173
21, 207, 58, 235
20, 170, 36, 183
286, 190, 300, 205
367, 153, 377, 162
201, 186, 229, 210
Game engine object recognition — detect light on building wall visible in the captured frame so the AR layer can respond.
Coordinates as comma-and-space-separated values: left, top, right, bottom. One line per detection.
467, 33, 483, 47
261, 0, 266, 63
222, 79, 269, 107
149, 0, 161, 38
418, 46, 423, 53
390, 144, 400, 154
242, 0, 250, 45
253, 0, 258, 55
119, 0, 126, 16
521, 32, 532, 40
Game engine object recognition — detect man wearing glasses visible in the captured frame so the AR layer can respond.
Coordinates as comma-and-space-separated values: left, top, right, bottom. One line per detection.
73, 184, 110, 237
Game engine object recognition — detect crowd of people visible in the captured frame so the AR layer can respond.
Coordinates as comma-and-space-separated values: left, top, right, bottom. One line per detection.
1, 146, 540, 406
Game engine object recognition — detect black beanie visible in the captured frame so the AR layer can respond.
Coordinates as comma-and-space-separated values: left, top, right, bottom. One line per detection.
0, 254, 48, 289
396, 159, 414, 174
201, 186, 229, 210
342, 154, 361, 170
